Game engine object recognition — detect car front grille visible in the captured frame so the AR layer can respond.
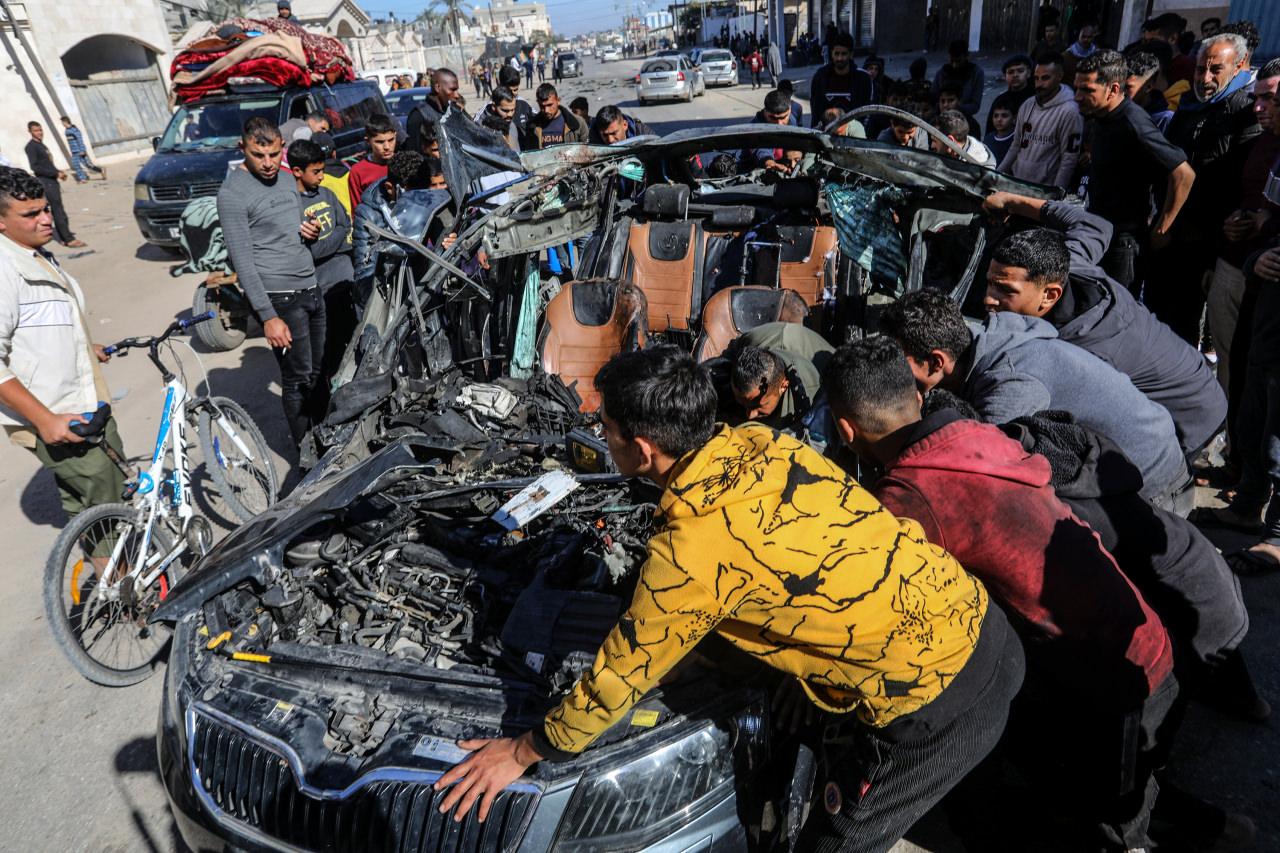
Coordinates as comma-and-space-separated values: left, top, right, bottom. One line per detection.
150, 181, 222, 202
189, 712, 538, 852
146, 211, 183, 228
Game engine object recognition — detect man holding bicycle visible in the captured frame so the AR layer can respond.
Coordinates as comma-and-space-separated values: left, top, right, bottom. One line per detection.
0, 166, 124, 516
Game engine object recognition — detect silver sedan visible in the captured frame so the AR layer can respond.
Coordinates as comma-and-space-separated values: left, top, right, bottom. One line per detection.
635, 56, 705, 104
696, 49, 738, 86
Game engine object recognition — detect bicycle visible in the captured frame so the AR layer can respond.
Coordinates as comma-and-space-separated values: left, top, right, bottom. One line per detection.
42, 312, 279, 686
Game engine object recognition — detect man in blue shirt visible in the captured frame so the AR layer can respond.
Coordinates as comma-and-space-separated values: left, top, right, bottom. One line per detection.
60, 116, 104, 183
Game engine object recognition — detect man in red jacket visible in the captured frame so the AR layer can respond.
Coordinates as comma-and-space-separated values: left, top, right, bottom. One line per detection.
822, 335, 1179, 852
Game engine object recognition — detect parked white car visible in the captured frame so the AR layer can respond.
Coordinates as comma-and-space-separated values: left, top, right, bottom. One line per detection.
601, 46, 622, 62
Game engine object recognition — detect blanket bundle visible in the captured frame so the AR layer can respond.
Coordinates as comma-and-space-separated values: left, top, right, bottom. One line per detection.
171, 18, 354, 102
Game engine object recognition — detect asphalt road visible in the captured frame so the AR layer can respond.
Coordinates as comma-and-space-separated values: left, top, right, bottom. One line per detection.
0, 52, 1275, 853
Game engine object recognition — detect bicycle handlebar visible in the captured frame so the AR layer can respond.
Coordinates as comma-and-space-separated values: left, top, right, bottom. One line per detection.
103, 312, 215, 357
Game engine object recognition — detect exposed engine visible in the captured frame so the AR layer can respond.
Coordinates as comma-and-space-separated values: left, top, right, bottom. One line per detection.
200, 455, 656, 699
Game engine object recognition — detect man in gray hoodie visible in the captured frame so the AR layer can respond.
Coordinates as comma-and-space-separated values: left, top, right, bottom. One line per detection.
998, 52, 1083, 190
881, 290, 1190, 512
980, 191, 1226, 460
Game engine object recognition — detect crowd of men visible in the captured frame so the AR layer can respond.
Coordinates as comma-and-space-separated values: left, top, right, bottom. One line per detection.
0, 11, 1277, 851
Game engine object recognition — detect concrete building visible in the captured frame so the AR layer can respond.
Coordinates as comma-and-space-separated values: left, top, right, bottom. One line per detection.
481, 0, 553, 41
0, 0, 174, 167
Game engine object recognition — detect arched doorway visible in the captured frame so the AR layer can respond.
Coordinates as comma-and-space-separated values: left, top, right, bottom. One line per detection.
335, 19, 364, 69
61, 35, 169, 156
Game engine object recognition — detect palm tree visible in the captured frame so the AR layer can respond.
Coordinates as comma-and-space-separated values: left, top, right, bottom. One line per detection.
421, 0, 474, 46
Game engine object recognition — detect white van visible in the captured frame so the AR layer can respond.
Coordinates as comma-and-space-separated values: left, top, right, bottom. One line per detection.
358, 67, 417, 94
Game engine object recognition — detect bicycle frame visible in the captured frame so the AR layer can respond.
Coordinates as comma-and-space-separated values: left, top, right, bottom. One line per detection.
92, 378, 194, 603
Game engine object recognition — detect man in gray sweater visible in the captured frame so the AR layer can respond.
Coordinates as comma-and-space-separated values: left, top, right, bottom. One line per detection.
881, 289, 1190, 513
217, 117, 324, 446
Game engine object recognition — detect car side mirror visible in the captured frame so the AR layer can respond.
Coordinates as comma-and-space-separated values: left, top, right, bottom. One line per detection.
152, 136, 161, 151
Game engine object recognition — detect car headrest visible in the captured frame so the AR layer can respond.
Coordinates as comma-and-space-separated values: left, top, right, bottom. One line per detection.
710, 206, 755, 229
642, 184, 690, 219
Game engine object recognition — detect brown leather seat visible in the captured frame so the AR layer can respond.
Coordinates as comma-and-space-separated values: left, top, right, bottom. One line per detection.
539, 279, 647, 412
776, 225, 838, 305
624, 219, 703, 332
693, 286, 809, 362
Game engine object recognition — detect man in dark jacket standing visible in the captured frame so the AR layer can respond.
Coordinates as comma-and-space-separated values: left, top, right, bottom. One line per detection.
881, 289, 1189, 511
23, 122, 82, 248
530, 83, 587, 148
808, 33, 874, 127
933, 40, 985, 118
1147, 32, 1260, 345
981, 191, 1225, 461
824, 337, 1178, 852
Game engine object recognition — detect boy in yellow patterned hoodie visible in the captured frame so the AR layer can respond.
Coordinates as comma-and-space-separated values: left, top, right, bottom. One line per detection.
436, 347, 1024, 851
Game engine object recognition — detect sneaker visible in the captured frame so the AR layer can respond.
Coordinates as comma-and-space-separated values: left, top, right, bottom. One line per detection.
62, 239, 87, 248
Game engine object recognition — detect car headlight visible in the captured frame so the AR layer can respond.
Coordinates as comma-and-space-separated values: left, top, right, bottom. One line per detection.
134, 183, 151, 202
554, 718, 750, 851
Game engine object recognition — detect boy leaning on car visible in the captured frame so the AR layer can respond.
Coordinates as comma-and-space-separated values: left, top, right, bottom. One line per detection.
435, 347, 1025, 853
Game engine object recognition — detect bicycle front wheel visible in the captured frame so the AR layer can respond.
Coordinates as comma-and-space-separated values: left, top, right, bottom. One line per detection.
199, 396, 278, 523
42, 503, 178, 686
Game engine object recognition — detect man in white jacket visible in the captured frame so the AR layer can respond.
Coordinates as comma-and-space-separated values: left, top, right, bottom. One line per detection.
0, 166, 122, 516
999, 52, 1083, 189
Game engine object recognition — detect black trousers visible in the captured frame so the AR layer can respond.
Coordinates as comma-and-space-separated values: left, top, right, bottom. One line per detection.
801, 605, 1025, 853
1005, 665, 1181, 851
1100, 229, 1147, 297
268, 288, 326, 445
1232, 364, 1280, 544
38, 176, 75, 244
320, 281, 357, 388
1145, 240, 1213, 346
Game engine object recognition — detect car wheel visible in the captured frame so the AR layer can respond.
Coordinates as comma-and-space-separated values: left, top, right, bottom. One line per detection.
683, 86, 693, 103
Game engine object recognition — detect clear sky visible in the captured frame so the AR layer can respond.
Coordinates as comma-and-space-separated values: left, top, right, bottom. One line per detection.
362, 0, 661, 38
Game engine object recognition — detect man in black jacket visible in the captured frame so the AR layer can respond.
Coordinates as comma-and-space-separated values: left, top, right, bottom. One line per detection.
1146, 32, 1260, 345
808, 32, 873, 128
981, 190, 1226, 463
23, 122, 83, 248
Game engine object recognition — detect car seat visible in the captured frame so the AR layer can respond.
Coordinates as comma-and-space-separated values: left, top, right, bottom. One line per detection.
623, 184, 703, 332
538, 279, 648, 412
693, 286, 809, 362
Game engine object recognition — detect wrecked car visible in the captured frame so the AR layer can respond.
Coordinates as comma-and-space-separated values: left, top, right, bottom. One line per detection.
153, 115, 1057, 852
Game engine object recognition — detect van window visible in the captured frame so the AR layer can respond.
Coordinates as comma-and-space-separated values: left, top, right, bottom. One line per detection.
320, 84, 383, 131
156, 96, 284, 152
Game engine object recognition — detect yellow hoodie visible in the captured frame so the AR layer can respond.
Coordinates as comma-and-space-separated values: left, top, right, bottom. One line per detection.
541, 424, 988, 755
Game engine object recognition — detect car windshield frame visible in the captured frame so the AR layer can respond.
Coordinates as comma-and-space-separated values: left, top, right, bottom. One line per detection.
157, 96, 283, 153
700, 50, 732, 63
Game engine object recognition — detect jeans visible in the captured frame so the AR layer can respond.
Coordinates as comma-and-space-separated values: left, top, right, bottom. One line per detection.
70, 152, 102, 182
37, 176, 75, 244
268, 288, 327, 445
1231, 365, 1280, 544
1100, 229, 1145, 297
